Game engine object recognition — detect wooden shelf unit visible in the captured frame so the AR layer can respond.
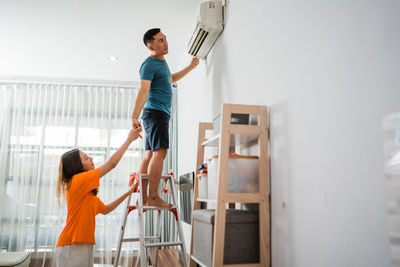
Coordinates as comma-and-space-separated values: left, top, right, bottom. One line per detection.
189, 103, 270, 267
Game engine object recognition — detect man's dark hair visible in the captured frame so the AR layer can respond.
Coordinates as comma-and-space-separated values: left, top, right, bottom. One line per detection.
143, 28, 161, 47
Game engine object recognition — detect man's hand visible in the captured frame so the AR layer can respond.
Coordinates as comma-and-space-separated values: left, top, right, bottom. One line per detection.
189, 56, 200, 70
132, 118, 143, 139
171, 57, 199, 83
132, 118, 142, 129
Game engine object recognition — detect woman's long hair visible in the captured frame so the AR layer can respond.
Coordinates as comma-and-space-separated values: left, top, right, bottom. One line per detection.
57, 149, 98, 206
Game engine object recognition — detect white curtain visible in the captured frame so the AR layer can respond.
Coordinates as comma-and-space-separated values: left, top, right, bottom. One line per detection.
0, 81, 179, 266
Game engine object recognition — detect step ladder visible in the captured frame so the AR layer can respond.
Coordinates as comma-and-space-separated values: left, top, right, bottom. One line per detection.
114, 174, 187, 267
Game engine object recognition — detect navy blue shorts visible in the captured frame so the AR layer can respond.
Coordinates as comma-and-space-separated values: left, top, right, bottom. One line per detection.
141, 108, 170, 151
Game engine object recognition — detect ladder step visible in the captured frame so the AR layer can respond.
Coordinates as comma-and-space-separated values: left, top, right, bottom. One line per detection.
144, 241, 183, 248
129, 205, 177, 211
122, 236, 160, 242
140, 174, 173, 180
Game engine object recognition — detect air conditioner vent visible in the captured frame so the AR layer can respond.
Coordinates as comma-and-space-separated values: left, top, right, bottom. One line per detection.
189, 29, 209, 56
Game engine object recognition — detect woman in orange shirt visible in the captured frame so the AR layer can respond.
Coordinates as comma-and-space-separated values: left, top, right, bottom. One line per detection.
55, 127, 142, 267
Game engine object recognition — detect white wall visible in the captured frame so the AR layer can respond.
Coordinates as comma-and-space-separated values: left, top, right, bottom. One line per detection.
178, 0, 400, 266
0, 0, 199, 81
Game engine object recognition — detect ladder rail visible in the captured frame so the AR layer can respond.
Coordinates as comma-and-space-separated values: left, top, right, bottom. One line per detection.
169, 174, 188, 266
153, 205, 163, 266
138, 174, 147, 267
114, 193, 132, 267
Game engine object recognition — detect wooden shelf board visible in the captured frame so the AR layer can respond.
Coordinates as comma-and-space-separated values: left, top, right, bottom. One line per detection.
202, 133, 220, 146
225, 193, 265, 203
222, 264, 262, 267
196, 198, 216, 203
191, 255, 208, 267
202, 133, 259, 147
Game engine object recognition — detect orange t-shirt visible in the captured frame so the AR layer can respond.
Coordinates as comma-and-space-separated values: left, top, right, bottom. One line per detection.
56, 168, 106, 247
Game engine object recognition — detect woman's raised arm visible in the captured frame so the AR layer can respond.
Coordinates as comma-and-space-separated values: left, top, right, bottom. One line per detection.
99, 127, 142, 178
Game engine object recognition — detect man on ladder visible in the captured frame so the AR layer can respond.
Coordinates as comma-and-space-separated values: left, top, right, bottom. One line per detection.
115, 28, 198, 267
131, 28, 199, 208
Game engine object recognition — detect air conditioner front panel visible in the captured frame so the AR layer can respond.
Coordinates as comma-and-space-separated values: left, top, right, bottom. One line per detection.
186, 0, 224, 59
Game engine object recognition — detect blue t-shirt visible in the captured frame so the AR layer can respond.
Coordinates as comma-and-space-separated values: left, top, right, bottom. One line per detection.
139, 57, 172, 115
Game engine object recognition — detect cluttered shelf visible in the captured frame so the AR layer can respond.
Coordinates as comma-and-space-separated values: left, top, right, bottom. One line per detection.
191, 104, 270, 267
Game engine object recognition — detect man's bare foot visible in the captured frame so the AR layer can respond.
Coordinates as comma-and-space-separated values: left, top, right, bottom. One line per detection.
148, 196, 172, 209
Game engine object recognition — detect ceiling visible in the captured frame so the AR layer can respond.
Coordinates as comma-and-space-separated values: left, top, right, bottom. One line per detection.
0, 0, 201, 83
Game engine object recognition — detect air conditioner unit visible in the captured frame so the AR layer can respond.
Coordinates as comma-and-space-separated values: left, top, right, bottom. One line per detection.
186, 1, 224, 60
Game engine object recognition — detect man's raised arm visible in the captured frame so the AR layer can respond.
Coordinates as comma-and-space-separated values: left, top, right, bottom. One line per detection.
171, 57, 200, 83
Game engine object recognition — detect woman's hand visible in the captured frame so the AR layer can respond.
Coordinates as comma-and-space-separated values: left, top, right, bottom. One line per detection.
128, 127, 142, 142
102, 182, 138, 215
127, 181, 138, 194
